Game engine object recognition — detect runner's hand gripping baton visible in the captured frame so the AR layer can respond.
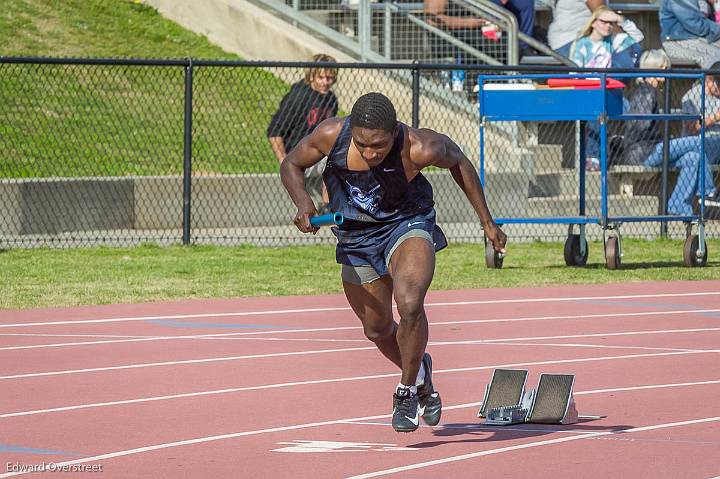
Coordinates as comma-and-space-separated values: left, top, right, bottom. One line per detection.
310, 212, 344, 227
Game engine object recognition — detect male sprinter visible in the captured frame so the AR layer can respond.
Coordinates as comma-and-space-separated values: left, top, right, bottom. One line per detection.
280, 92, 506, 432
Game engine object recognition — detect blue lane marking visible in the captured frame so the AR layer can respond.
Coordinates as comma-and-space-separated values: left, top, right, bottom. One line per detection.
579, 300, 720, 320
146, 320, 294, 329
0, 444, 79, 456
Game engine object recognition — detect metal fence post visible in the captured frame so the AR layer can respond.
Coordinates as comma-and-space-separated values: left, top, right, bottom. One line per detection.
182, 59, 194, 245
359, 0, 371, 60
660, 77, 671, 238
383, 2, 392, 61
412, 62, 420, 129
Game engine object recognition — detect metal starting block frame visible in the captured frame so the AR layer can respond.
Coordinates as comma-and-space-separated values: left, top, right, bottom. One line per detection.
479, 370, 579, 426
484, 404, 530, 426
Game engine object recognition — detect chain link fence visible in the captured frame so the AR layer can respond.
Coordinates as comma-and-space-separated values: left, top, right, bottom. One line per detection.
1, 57, 718, 248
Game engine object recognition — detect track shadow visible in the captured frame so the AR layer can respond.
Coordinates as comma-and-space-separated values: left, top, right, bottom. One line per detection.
408, 419, 632, 449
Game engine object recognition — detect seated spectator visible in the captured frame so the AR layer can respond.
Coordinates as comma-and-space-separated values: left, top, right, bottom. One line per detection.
660, 0, 720, 69
622, 49, 668, 166
424, 0, 508, 64
490, 0, 536, 57
267, 54, 339, 211
623, 50, 716, 216
545, 0, 606, 58
681, 60, 720, 162
569, 7, 644, 69
569, 6, 644, 170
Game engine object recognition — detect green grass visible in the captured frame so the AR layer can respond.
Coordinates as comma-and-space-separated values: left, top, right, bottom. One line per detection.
2, 238, 719, 310
1, 1, 717, 311
0, 0, 288, 177
0, 0, 237, 59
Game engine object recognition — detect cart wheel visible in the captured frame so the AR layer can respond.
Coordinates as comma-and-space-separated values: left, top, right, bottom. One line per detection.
485, 242, 504, 269
563, 234, 588, 266
605, 236, 621, 270
683, 235, 708, 267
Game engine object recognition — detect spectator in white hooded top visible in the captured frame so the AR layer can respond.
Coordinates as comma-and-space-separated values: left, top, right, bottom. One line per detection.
544, 0, 607, 57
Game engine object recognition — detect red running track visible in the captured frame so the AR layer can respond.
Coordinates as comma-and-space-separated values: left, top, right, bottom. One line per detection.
1, 280, 720, 478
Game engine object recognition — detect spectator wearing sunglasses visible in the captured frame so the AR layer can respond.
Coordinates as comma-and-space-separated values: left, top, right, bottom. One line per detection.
569, 6, 644, 170
569, 6, 644, 69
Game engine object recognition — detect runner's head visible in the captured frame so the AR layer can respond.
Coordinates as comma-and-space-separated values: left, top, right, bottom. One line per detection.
350, 92, 398, 166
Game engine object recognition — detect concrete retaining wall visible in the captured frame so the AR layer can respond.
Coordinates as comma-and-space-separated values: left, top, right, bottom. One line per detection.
0, 172, 490, 235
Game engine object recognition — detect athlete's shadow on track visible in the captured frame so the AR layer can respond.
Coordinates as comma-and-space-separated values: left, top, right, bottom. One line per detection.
408, 419, 631, 448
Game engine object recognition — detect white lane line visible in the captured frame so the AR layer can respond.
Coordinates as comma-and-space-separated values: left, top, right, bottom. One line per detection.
345, 416, 720, 479
3, 307, 720, 352
485, 342, 696, 352
457, 327, 720, 344
0, 336, 194, 351
0, 345, 378, 380
197, 337, 366, 343
3, 351, 719, 418
4, 326, 719, 381
1, 291, 718, 329
0, 333, 151, 339
0, 340, 693, 382
1, 383, 719, 478
575, 380, 720, 396
0, 335, 368, 351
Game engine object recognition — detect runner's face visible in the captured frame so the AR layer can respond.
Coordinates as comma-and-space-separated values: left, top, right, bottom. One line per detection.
351, 126, 396, 167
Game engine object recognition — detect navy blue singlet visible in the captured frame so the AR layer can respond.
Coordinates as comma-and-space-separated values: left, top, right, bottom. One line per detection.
322, 118, 447, 274
323, 118, 435, 228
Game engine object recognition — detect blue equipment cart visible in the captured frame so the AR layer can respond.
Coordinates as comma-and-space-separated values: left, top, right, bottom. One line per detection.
478, 73, 710, 269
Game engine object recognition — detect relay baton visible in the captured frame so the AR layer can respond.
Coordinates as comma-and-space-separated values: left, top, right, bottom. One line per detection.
310, 212, 344, 227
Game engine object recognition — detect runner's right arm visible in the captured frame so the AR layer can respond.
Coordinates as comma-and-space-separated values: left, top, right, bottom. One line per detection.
280, 118, 342, 233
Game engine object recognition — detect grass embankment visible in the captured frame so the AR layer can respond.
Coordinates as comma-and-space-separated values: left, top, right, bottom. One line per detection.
0, 0, 285, 177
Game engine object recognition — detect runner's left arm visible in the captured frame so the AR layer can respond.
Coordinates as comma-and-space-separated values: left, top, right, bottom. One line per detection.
411, 129, 507, 253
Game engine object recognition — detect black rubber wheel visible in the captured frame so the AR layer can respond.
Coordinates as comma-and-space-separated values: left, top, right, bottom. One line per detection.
605, 235, 621, 270
485, 242, 504, 269
683, 234, 708, 267
563, 234, 588, 266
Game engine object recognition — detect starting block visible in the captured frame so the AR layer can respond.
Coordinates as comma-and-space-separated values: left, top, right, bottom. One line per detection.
477, 368, 528, 418
479, 370, 579, 426
526, 373, 578, 425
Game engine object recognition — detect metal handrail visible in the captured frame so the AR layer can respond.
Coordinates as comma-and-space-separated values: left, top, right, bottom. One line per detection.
518, 31, 576, 67
401, 9, 503, 65
248, 0, 386, 62
458, 0, 519, 65
264, 0, 571, 67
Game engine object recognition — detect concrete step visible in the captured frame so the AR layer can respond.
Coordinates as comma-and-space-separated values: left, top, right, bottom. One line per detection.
527, 194, 660, 218
532, 170, 605, 198
428, 170, 533, 221
526, 144, 564, 173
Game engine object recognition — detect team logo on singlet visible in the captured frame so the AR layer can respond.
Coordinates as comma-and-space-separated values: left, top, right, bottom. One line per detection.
345, 181, 381, 214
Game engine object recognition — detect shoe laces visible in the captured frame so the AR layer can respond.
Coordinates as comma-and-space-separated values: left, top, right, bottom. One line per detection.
394, 390, 416, 415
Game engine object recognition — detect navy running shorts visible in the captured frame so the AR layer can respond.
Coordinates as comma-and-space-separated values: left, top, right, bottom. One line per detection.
333, 209, 447, 284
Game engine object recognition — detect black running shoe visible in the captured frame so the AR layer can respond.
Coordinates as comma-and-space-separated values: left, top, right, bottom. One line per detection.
417, 352, 442, 426
392, 387, 420, 433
